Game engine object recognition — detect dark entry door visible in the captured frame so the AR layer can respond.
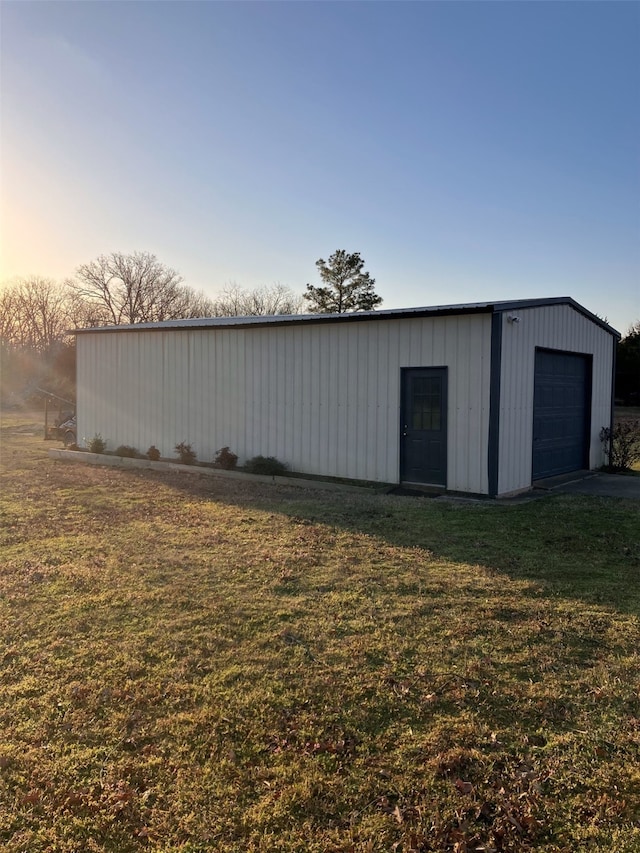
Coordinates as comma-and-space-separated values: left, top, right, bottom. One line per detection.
400, 368, 447, 485
532, 349, 590, 480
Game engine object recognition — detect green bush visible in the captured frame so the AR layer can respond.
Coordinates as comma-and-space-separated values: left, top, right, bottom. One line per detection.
147, 445, 161, 461
115, 445, 139, 458
600, 420, 640, 471
88, 434, 106, 454
213, 446, 238, 470
175, 441, 197, 465
244, 455, 288, 476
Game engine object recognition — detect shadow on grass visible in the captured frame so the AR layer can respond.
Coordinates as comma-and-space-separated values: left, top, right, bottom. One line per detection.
122, 465, 640, 617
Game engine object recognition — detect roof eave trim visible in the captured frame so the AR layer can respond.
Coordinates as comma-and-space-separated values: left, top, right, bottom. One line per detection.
71, 304, 494, 335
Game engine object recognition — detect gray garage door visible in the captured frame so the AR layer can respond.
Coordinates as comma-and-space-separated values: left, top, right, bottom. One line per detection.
532, 349, 591, 480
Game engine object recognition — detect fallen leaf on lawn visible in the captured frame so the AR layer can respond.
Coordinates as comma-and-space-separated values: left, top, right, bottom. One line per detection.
454, 778, 473, 794
22, 790, 41, 805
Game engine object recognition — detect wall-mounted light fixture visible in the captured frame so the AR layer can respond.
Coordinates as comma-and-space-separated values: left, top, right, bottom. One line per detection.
506, 314, 520, 324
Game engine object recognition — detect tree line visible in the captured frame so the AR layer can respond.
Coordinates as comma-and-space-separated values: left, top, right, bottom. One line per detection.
4, 249, 636, 410
616, 320, 640, 406
1, 249, 381, 404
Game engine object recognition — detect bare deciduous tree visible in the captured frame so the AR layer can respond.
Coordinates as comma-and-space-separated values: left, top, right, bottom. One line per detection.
210, 283, 303, 317
70, 251, 216, 325
0, 277, 78, 401
63, 285, 111, 330
0, 277, 72, 352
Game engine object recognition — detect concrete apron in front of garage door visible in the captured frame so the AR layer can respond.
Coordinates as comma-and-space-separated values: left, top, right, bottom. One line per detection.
534, 470, 640, 499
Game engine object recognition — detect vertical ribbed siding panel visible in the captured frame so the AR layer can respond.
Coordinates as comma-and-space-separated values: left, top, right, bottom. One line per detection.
323, 325, 336, 475
334, 326, 347, 478
178, 332, 190, 445
385, 321, 402, 481
354, 324, 370, 478
243, 329, 254, 455
161, 333, 174, 452
345, 326, 359, 479
273, 329, 284, 461
223, 329, 234, 451
297, 327, 308, 471
445, 318, 461, 490
277, 331, 288, 462
161, 332, 172, 453
213, 329, 223, 450
373, 323, 389, 482
280, 330, 289, 462
257, 329, 269, 453
100, 333, 114, 446
249, 329, 261, 454
470, 319, 487, 493
189, 333, 199, 452
169, 333, 180, 445
307, 325, 318, 473
292, 327, 303, 467
135, 334, 146, 450
147, 331, 159, 449
272, 331, 281, 461
174, 333, 187, 446
408, 318, 423, 366
362, 325, 377, 481
452, 317, 469, 491
236, 330, 247, 458
149, 332, 164, 452
100, 334, 111, 440
458, 316, 483, 494
498, 305, 615, 495
76, 335, 90, 445
77, 334, 90, 444
119, 334, 134, 445
445, 315, 490, 494
202, 331, 212, 452
348, 325, 361, 477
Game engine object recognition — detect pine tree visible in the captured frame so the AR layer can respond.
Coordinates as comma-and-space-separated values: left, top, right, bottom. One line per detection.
304, 250, 382, 313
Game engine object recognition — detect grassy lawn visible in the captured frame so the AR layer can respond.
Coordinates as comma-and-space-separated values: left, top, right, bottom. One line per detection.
1, 410, 639, 852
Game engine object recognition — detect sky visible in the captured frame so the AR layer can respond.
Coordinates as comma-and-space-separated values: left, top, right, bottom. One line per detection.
1, 0, 638, 334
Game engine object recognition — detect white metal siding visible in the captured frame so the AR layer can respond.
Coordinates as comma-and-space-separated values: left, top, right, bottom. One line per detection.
77, 314, 492, 492
498, 305, 613, 495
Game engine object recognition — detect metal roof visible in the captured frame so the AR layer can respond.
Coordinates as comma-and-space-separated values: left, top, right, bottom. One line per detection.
73, 296, 620, 337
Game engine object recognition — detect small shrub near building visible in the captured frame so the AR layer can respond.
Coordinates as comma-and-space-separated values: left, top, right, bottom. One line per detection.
213, 446, 238, 470
88, 434, 106, 454
244, 455, 288, 476
175, 442, 197, 465
600, 420, 640, 471
147, 445, 161, 461
115, 445, 139, 458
